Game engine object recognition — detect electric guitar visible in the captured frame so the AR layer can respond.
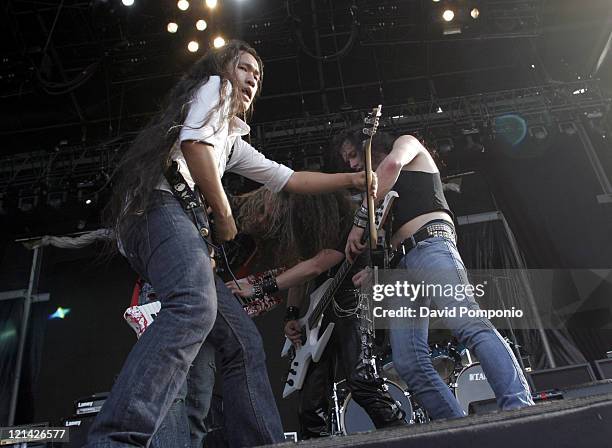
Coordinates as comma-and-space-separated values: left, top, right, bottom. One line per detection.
280, 189, 397, 397
281, 105, 389, 398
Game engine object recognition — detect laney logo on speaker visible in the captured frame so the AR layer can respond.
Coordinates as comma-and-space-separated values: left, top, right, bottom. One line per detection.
469, 373, 487, 381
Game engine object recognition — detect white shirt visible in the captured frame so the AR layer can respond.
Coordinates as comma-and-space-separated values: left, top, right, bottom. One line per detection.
158, 76, 294, 193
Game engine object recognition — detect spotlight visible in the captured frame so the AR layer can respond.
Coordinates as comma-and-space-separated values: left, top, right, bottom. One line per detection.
442, 9, 455, 22
188, 41, 200, 52
471, 8, 480, 19
529, 125, 548, 140
85, 199, 92, 205
167, 22, 178, 33
206, 0, 218, 9
177, 0, 189, 11
559, 122, 578, 136
49, 307, 71, 320
47, 191, 67, 208
213, 36, 225, 48
122, 0, 134, 6
196, 19, 207, 31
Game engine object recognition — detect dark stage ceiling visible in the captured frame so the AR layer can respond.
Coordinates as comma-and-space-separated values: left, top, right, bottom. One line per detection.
2, 0, 612, 156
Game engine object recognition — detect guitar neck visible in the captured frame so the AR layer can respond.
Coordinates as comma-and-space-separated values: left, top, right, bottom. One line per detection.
306, 256, 356, 330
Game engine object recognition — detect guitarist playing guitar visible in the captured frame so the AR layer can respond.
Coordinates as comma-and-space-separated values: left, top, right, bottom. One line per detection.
227, 109, 407, 439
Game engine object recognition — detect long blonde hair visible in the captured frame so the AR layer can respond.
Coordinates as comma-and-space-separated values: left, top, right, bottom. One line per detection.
234, 188, 354, 266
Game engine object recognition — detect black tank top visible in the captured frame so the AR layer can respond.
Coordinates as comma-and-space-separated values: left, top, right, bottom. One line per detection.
391, 171, 453, 233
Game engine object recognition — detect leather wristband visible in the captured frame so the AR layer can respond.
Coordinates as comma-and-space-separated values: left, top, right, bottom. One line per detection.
353, 215, 368, 229
356, 205, 368, 219
261, 275, 279, 295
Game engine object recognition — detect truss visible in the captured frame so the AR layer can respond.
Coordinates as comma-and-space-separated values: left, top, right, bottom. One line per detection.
1, 81, 609, 194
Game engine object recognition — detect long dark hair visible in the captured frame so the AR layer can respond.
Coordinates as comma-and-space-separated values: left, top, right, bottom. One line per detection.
234, 188, 354, 267
331, 126, 442, 168
103, 40, 263, 238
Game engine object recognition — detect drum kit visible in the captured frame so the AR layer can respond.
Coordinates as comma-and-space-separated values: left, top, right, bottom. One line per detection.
332, 341, 496, 435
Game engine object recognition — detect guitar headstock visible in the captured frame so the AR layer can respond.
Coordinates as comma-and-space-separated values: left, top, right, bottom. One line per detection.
363, 104, 383, 137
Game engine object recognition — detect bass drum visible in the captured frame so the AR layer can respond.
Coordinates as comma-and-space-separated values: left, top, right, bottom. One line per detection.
339, 380, 413, 435
454, 363, 495, 414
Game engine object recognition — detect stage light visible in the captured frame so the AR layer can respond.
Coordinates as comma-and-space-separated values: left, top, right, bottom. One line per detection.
213, 36, 225, 48
177, 0, 189, 11
85, 199, 92, 205
471, 8, 480, 19
188, 41, 199, 52
49, 307, 71, 320
442, 10, 455, 22
196, 19, 207, 31
122, 0, 134, 6
559, 122, 578, 136
167, 22, 178, 33
529, 125, 548, 140
206, 0, 218, 9
494, 114, 528, 147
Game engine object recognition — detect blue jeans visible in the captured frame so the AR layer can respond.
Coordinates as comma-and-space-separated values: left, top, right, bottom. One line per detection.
153, 279, 285, 448
150, 341, 215, 448
389, 236, 534, 419
86, 191, 283, 447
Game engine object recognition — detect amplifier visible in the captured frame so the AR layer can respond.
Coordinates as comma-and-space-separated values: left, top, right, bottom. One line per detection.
62, 414, 97, 448
74, 393, 108, 416
529, 363, 596, 392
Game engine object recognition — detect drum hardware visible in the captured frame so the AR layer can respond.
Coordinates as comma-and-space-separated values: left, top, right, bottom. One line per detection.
330, 380, 344, 436
451, 362, 495, 414
332, 378, 417, 435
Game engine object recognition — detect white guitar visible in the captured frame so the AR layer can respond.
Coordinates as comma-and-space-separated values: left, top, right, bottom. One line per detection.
280, 189, 397, 398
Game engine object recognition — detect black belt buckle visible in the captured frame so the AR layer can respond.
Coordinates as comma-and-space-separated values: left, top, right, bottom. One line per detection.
400, 235, 417, 256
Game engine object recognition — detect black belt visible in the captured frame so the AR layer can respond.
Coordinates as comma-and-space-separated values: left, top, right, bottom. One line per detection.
396, 220, 456, 256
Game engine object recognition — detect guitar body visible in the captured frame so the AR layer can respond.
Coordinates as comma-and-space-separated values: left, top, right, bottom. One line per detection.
280, 190, 398, 399
281, 278, 335, 398
280, 106, 392, 399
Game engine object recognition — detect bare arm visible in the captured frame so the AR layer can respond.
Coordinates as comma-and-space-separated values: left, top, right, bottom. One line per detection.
276, 249, 344, 290
365, 134, 423, 207
347, 135, 424, 261
287, 284, 306, 309
283, 171, 376, 196
226, 249, 344, 297
181, 141, 237, 241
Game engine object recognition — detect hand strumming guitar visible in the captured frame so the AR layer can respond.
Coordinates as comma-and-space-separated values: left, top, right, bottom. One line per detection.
284, 320, 303, 349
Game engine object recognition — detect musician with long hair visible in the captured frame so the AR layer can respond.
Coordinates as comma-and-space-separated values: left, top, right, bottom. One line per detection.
229, 188, 406, 438
338, 128, 534, 420
88, 40, 374, 448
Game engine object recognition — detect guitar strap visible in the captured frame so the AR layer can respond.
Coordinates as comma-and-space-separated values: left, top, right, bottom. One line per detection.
163, 161, 214, 249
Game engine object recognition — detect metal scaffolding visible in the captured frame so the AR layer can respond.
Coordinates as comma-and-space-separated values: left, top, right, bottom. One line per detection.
0, 80, 609, 195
